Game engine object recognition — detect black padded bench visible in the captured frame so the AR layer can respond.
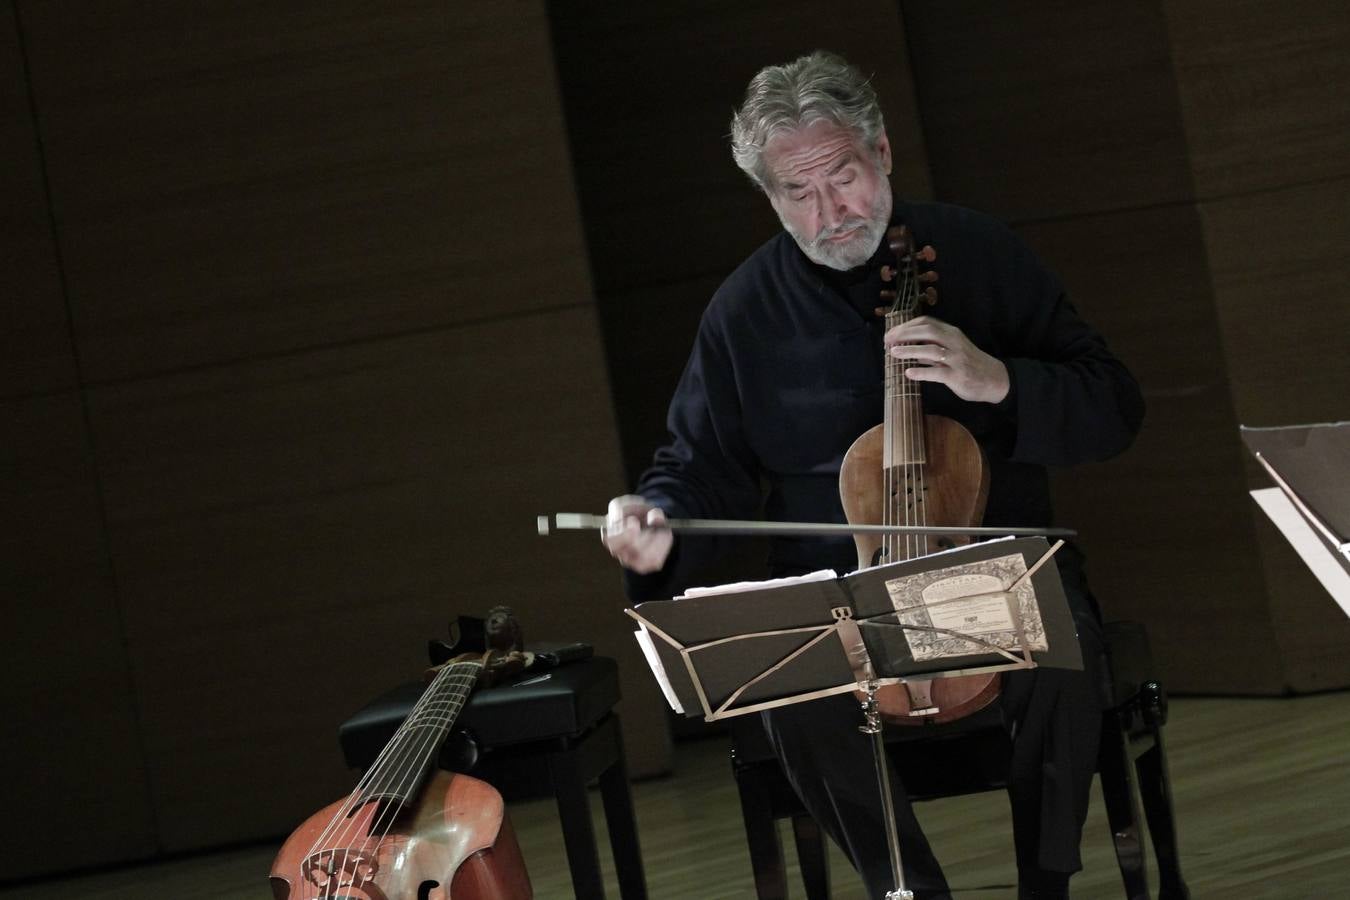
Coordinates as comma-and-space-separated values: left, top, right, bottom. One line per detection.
338, 655, 647, 900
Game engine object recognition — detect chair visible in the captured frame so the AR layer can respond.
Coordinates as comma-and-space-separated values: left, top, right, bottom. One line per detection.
730, 621, 1190, 900
339, 655, 648, 900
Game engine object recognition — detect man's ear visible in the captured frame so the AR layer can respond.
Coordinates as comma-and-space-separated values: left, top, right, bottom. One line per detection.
874, 131, 893, 176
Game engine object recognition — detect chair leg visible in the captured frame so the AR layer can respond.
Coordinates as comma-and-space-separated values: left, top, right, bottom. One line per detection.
790, 812, 831, 900
598, 719, 648, 900
1098, 713, 1150, 900
1135, 730, 1190, 900
734, 761, 790, 900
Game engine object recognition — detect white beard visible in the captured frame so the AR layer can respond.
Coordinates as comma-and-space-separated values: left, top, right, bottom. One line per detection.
781, 185, 893, 271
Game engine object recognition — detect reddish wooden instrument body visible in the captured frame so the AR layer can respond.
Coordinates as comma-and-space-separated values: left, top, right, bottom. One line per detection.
269, 769, 531, 900
271, 608, 532, 899
840, 416, 989, 567
841, 417, 998, 724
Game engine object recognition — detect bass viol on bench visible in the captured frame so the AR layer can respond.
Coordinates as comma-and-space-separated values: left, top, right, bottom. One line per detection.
269, 606, 533, 900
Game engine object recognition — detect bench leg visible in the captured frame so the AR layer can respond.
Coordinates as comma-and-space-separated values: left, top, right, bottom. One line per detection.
598, 718, 648, 900
549, 745, 607, 900
1098, 714, 1150, 900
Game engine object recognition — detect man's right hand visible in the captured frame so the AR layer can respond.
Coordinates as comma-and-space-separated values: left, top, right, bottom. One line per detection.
602, 494, 673, 574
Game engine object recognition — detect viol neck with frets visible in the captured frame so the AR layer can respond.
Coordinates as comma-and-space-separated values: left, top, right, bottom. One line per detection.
880, 255, 931, 562
357, 658, 482, 806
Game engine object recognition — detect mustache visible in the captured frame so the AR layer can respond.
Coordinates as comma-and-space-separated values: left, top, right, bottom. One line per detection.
810, 217, 870, 246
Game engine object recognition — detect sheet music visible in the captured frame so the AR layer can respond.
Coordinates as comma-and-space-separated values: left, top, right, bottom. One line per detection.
1252, 486, 1350, 619
1252, 451, 1348, 557
675, 536, 1016, 599
634, 624, 684, 714
882, 552, 1049, 660
677, 568, 837, 598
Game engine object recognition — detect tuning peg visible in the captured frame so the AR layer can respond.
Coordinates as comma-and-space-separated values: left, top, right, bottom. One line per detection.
921, 287, 938, 305
916, 245, 937, 263
886, 226, 911, 253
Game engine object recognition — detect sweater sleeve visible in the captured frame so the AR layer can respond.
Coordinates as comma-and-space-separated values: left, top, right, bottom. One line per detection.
992, 224, 1145, 466
622, 304, 765, 601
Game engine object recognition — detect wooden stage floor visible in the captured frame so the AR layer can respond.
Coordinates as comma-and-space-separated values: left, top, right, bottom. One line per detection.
5, 692, 1348, 899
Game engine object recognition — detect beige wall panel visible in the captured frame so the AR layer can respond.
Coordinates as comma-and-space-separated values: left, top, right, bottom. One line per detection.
551, 0, 932, 298
1, 391, 155, 878
901, 1, 1193, 222
1201, 178, 1350, 427
0, 4, 77, 398
1165, 0, 1350, 198
1201, 178, 1350, 689
87, 307, 661, 851
596, 274, 726, 479
1017, 206, 1285, 692
20, 1, 590, 382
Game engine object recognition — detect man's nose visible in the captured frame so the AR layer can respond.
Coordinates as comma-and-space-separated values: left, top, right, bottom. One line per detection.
820, 186, 848, 230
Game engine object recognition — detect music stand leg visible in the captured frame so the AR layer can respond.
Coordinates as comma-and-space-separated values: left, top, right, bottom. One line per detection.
859, 679, 913, 900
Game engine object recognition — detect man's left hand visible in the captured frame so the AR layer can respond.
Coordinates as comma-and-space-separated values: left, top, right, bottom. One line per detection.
883, 316, 1010, 404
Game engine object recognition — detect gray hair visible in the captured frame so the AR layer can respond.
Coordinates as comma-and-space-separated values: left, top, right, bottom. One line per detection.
730, 51, 885, 191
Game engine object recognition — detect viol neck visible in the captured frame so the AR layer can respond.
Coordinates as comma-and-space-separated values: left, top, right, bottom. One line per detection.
358, 659, 481, 806
883, 306, 925, 471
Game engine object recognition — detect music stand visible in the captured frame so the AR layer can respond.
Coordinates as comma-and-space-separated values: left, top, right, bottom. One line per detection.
626, 536, 1080, 900
1242, 422, 1350, 616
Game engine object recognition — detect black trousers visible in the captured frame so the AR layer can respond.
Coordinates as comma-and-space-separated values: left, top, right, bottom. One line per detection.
759, 555, 1106, 900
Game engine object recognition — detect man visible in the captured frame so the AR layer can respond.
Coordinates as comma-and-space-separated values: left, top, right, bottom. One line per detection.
604, 51, 1143, 900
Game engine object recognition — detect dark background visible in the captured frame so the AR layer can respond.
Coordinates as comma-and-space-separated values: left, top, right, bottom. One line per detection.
4, 0, 1348, 881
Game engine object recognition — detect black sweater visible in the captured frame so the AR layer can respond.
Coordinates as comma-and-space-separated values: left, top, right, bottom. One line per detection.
627, 201, 1143, 601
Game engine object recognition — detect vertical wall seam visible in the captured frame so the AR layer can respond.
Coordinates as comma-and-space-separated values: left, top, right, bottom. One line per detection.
10, 0, 165, 851
896, 0, 939, 203
1157, 2, 1288, 684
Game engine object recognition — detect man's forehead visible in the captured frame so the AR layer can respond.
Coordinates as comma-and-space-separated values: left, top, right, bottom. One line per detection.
764, 122, 862, 182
